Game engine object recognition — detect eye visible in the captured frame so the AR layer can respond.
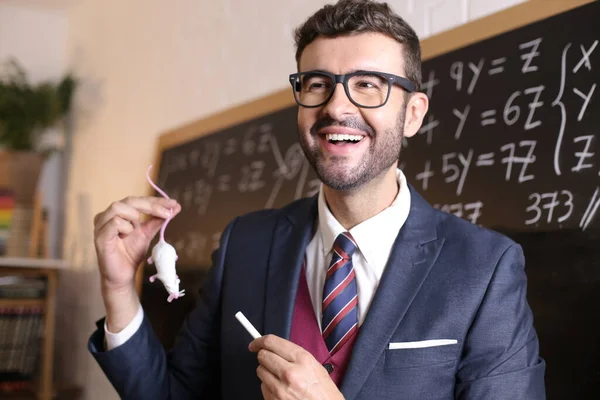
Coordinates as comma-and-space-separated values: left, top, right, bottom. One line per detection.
308, 81, 328, 90
351, 74, 387, 91
357, 81, 377, 89
301, 74, 331, 92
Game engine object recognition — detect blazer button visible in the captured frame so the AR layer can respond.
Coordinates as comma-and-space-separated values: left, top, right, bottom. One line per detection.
323, 363, 334, 374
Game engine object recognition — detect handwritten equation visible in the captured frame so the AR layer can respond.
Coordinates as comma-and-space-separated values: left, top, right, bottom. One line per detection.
155, 107, 321, 265
405, 29, 598, 232
159, 122, 319, 211
154, 11, 598, 265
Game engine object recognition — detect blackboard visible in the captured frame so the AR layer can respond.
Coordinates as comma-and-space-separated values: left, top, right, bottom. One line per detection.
150, 104, 316, 268
139, 0, 599, 398
401, 1, 600, 397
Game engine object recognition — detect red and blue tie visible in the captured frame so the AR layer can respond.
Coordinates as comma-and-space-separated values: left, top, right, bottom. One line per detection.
322, 232, 358, 354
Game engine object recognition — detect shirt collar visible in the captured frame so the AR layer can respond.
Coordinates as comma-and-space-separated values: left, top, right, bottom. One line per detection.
317, 169, 411, 265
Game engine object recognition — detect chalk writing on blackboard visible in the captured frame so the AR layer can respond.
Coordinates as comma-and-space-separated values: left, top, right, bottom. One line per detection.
403, 30, 597, 233
153, 106, 323, 265
150, 3, 598, 268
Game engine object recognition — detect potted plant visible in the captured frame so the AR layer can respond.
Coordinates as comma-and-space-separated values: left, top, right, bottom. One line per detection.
0, 58, 77, 205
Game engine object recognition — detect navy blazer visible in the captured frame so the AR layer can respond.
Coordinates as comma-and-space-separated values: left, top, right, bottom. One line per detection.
89, 186, 546, 399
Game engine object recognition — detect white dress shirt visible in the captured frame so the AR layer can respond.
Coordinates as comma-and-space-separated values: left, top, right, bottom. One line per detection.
305, 168, 411, 329
105, 169, 411, 350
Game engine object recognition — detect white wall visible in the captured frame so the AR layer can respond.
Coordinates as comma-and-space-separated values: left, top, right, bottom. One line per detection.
1, 0, 527, 399
0, 4, 70, 262
0, 4, 68, 82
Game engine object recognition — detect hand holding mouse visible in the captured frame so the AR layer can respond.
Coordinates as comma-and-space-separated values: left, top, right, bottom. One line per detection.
145, 165, 185, 302
93, 188, 181, 331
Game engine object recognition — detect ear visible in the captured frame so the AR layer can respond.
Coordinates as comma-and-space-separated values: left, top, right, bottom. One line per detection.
403, 91, 429, 139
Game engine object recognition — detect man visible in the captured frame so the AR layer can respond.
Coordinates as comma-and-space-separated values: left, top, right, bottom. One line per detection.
89, 0, 546, 398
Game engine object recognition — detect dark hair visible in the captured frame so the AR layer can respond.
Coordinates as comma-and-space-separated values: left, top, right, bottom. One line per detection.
294, 0, 422, 90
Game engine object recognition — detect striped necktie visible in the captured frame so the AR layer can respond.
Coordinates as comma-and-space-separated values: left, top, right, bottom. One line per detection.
322, 231, 358, 354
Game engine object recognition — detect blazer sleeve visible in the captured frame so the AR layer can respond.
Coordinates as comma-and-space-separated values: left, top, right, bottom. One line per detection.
87, 217, 238, 400
455, 243, 546, 399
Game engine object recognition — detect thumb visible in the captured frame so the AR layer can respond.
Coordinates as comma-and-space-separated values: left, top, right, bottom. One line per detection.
141, 217, 165, 240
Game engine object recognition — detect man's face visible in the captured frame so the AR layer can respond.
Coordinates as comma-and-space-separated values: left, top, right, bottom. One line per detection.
296, 32, 425, 192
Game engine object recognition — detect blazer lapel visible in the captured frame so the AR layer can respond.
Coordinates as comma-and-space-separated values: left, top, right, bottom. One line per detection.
263, 196, 318, 339
340, 187, 446, 399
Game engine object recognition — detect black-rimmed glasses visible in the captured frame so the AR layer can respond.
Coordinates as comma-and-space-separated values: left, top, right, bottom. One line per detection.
289, 70, 417, 108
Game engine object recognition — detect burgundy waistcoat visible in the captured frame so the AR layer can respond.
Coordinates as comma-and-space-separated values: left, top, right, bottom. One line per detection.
289, 268, 358, 387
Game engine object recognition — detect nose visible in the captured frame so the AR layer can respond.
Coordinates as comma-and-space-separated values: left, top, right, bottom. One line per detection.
320, 82, 358, 120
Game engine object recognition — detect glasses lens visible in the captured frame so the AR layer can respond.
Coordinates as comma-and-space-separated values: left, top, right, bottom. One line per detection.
292, 72, 391, 107
347, 73, 390, 107
295, 72, 333, 107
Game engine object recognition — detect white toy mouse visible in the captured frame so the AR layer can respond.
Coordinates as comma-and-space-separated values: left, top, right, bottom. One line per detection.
145, 165, 185, 302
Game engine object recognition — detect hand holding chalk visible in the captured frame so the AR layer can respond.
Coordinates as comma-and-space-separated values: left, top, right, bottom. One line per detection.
235, 311, 262, 339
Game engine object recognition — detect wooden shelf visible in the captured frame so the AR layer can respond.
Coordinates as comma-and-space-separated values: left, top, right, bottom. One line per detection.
0, 262, 61, 400
0, 298, 45, 307
0, 384, 82, 400
0, 190, 67, 400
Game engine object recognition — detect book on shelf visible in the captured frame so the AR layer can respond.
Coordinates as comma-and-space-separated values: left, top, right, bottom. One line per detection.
0, 274, 46, 391
0, 306, 44, 385
0, 276, 46, 299
0, 189, 15, 257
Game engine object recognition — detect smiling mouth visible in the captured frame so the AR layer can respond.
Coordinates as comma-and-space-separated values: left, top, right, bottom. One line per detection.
325, 133, 364, 144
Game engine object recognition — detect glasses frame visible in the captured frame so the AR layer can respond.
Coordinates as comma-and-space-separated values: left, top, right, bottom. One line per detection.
288, 69, 417, 109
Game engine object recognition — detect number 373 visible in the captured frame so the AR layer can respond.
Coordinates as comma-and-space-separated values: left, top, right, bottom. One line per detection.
525, 190, 573, 225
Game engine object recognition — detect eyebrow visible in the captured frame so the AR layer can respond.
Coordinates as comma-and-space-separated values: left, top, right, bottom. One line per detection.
344, 67, 386, 74
300, 69, 331, 74
300, 68, 392, 75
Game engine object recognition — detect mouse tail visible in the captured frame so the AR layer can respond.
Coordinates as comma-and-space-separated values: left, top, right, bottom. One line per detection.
146, 165, 171, 199
147, 165, 174, 242
159, 214, 173, 242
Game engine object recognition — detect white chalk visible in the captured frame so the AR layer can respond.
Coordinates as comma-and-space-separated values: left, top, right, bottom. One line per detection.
235, 311, 262, 339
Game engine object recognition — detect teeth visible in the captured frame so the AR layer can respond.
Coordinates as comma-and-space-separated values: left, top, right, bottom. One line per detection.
326, 133, 363, 142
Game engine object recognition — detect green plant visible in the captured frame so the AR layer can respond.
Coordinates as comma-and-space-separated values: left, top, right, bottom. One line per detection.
0, 58, 77, 151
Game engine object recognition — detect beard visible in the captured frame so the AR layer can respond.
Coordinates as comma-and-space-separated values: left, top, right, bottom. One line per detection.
298, 106, 406, 193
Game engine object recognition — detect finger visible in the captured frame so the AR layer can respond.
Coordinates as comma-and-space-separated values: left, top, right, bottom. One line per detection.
260, 383, 275, 400
257, 349, 290, 381
250, 334, 304, 363
94, 202, 142, 234
94, 198, 175, 233
257, 365, 283, 398
140, 216, 168, 239
95, 216, 135, 245
122, 196, 180, 218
